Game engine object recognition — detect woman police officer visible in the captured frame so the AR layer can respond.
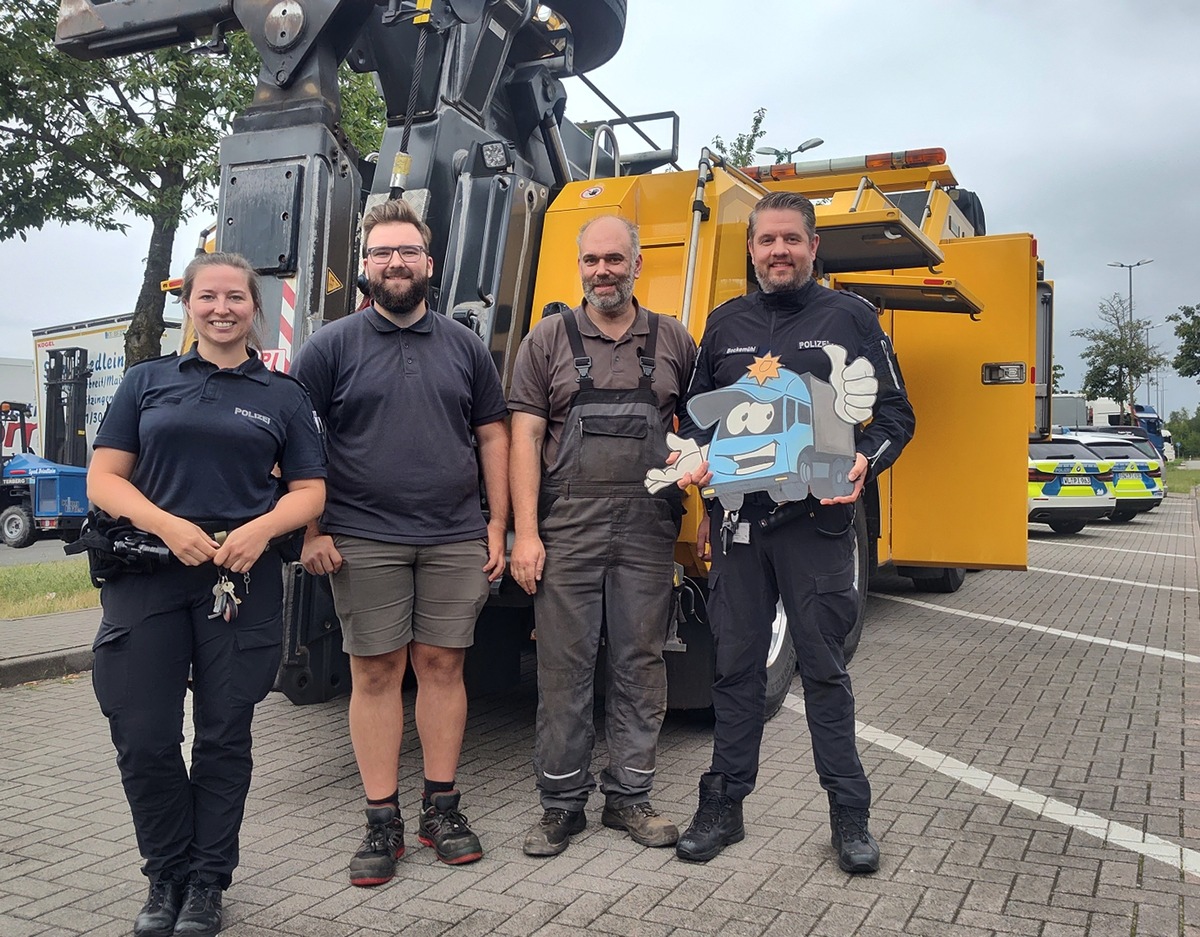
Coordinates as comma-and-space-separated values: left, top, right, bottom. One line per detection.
87, 252, 326, 937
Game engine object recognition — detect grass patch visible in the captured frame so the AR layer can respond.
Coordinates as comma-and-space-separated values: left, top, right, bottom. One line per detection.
1164, 464, 1200, 495
0, 558, 99, 619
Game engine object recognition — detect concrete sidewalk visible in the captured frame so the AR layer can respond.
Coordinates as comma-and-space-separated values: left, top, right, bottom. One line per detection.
0, 606, 98, 688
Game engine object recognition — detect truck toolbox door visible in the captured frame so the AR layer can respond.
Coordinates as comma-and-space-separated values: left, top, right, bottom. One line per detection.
840, 233, 1039, 571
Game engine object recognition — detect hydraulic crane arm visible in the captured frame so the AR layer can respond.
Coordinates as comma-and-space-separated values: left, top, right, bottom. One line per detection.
55, 1, 489, 63
55, 0, 237, 60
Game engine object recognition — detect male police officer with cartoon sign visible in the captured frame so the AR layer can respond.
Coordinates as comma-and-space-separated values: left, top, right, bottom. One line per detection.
648, 191, 915, 872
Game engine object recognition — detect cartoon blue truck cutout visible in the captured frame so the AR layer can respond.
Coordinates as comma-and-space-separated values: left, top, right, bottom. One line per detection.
686, 367, 858, 511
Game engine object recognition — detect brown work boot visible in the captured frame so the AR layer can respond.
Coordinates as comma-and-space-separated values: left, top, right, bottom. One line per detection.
601, 801, 679, 847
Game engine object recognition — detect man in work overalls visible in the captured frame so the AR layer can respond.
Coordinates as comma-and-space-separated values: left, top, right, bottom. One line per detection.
508, 214, 697, 856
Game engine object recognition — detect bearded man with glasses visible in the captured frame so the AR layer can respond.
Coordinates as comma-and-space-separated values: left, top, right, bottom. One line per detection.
291, 198, 510, 885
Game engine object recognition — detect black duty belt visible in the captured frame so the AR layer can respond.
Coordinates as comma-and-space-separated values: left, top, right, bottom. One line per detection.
543, 480, 673, 498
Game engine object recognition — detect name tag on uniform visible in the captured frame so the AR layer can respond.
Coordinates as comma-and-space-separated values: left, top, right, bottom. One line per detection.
732, 522, 751, 544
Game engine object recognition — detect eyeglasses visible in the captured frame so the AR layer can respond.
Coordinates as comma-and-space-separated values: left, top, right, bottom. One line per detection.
365, 245, 428, 264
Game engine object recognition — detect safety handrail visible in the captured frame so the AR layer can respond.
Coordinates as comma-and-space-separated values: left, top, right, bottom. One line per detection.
587, 124, 621, 179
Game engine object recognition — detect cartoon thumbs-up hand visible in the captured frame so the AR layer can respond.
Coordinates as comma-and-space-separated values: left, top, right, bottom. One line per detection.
645, 433, 710, 493
824, 344, 878, 424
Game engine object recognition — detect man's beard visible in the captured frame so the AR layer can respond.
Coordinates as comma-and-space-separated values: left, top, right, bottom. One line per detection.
583, 270, 635, 315
372, 269, 429, 316
753, 256, 813, 294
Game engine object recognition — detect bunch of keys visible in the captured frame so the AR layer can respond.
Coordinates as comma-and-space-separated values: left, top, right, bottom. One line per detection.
209, 572, 242, 621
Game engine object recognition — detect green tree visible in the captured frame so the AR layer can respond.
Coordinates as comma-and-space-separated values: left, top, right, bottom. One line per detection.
1167, 302, 1200, 382
1071, 293, 1166, 412
1165, 407, 1197, 461
711, 107, 767, 167
0, 2, 382, 366
1051, 363, 1065, 393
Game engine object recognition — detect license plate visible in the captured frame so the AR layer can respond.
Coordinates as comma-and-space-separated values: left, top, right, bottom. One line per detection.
1115, 472, 1141, 482
1061, 476, 1092, 486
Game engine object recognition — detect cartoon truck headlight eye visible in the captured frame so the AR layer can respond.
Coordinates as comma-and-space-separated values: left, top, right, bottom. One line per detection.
725, 401, 781, 436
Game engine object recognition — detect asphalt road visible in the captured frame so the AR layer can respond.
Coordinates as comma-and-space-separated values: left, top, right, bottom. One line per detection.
0, 537, 74, 567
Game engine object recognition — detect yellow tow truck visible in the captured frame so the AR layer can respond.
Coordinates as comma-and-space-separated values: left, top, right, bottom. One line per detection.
59, 1, 1048, 713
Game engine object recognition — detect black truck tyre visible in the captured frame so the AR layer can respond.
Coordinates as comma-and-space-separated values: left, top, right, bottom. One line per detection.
1109, 509, 1136, 523
909, 565, 967, 594
763, 621, 796, 720
1048, 519, 1086, 535
664, 577, 716, 712
1, 504, 35, 549
552, 0, 626, 73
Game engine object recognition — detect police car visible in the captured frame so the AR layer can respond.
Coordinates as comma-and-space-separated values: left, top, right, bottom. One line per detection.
1028, 436, 1116, 535
1069, 431, 1164, 522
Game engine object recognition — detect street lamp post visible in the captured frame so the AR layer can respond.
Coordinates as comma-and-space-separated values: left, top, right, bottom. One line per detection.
1107, 258, 1153, 418
755, 137, 824, 163
1143, 321, 1164, 402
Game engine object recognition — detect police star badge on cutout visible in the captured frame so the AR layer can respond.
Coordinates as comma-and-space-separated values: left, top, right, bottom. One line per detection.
661, 345, 879, 512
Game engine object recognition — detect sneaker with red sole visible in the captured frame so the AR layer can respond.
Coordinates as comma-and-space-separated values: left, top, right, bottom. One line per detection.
349, 806, 405, 886
418, 791, 483, 864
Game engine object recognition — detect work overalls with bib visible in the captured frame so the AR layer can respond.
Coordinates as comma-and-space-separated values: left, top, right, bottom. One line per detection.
532, 307, 681, 812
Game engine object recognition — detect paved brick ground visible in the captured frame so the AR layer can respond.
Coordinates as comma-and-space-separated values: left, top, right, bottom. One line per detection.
1, 494, 1196, 935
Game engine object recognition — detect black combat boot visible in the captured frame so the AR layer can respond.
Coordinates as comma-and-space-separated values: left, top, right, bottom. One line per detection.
675, 772, 744, 862
132, 877, 183, 937
829, 799, 880, 873
171, 875, 222, 936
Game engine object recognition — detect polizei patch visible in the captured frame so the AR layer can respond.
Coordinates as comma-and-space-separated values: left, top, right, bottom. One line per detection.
234, 407, 272, 426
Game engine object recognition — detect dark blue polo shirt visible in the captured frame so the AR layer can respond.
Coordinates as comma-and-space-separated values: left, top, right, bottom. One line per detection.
94, 349, 327, 524
291, 307, 507, 545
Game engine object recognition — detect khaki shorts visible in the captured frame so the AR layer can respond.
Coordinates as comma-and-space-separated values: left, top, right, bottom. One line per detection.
330, 535, 490, 657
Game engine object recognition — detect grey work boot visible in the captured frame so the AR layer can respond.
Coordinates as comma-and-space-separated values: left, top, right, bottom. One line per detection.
675, 772, 744, 862
601, 801, 679, 847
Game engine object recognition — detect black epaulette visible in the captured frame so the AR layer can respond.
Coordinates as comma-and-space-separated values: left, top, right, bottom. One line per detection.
840, 290, 879, 314
706, 294, 749, 326
262, 364, 313, 392
125, 352, 180, 371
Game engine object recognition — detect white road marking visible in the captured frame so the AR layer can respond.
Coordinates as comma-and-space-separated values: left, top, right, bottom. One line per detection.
1025, 567, 1198, 593
782, 694, 1200, 877
874, 594, 1200, 664
1035, 530, 1192, 539
1028, 543, 1194, 559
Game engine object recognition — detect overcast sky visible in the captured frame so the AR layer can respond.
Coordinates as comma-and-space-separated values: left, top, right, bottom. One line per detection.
2, 1, 1197, 415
